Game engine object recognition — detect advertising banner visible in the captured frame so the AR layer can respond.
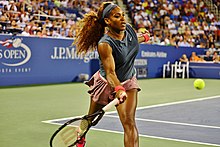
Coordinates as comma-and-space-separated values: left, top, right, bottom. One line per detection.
1, 35, 217, 86
135, 44, 205, 78
0, 35, 99, 86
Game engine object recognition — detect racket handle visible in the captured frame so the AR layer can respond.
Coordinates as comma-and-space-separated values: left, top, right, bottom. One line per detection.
102, 98, 119, 112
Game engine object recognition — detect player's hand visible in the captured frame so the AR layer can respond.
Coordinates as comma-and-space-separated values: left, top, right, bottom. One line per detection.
139, 28, 150, 42
142, 29, 150, 36
142, 31, 150, 42
116, 90, 127, 104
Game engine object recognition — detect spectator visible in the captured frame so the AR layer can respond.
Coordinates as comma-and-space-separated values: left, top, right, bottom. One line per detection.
213, 51, 220, 63
54, 0, 61, 7
208, 44, 216, 55
203, 50, 213, 61
202, 21, 209, 36
206, 11, 215, 21
179, 54, 189, 62
200, 34, 208, 47
67, 0, 73, 8
60, 0, 68, 7
21, 11, 30, 23
151, 33, 161, 45
10, 19, 20, 29
44, 18, 53, 28
160, 35, 170, 46
168, 20, 177, 35
7, 0, 17, 12
192, 26, 200, 36
40, 28, 48, 37
184, 26, 191, 38
178, 23, 186, 35
194, 34, 201, 46
172, 6, 180, 20
21, 25, 30, 36
66, 29, 74, 38
197, 25, 205, 36
133, 10, 143, 27
190, 52, 203, 62
169, 34, 177, 47
0, 0, 9, 6
188, 36, 195, 47
178, 36, 191, 47
196, 41, 206, 48
210, 22, 217, 35
207, 34, 215, 48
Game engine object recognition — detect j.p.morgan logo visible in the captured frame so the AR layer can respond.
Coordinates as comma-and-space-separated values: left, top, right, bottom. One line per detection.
0, 38, 31, 66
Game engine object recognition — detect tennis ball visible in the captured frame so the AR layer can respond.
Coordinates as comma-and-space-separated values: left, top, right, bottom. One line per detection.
194, 79, 205, 90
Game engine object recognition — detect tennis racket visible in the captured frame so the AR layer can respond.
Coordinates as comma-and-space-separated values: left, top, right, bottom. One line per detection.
49, 98, 119, 147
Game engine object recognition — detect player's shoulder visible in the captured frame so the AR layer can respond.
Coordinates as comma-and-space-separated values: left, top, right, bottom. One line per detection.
126, 23, 136, 30
98, 41, 111, 48
98, 36, 112, 50
99, 34, 110, 44
98, 41, 112, 57
126, 23, 137, 38
126, 23, 133, 29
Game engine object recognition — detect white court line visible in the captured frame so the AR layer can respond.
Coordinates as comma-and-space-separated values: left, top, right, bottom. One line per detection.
137, 95, 220, 111
42, 95, 220, 146
105, 115, 220, 129
106, 95, 220, 114
42, 116, 81, 124
89, 128, 220, 147
42, 95, 220, 123
140, 134, 220, 147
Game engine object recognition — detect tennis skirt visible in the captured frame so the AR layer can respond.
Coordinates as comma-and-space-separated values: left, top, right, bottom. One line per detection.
85, 71, 141, 105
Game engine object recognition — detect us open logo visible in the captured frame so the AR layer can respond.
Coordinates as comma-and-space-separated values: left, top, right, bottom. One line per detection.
0, 38, 31, 67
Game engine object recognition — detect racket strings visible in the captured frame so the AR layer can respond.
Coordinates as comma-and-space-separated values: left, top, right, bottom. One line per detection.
52, 119, 89, 147
78, 119, 89, 136
56, 126, 78, 146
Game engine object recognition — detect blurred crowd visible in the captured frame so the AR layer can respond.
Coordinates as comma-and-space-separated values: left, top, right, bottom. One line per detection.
0, 0, 112, 38
0, 0, 220, 62
126, 0, 220, 48
125, 0, 220, 62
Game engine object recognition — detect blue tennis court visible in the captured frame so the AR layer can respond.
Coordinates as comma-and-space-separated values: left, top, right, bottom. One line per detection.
2, 78, 220, 147
44, 95, 220, 147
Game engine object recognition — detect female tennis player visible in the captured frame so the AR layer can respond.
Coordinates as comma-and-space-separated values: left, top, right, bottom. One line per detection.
73, 2, 150, 147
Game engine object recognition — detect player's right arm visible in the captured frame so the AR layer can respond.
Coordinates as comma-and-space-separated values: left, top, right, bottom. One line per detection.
97, 42, 127, 103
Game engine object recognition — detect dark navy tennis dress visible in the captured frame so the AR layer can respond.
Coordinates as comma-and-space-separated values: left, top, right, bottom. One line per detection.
98, 23, 139, 82
85, 24, 140, 105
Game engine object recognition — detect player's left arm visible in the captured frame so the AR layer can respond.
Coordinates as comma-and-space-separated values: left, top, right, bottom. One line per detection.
137, 30, 150, 43
127, 23, 150, 43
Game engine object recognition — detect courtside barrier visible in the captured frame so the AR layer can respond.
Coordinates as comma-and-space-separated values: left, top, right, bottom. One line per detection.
0, 35, 98, 86
0, 35, 216, 86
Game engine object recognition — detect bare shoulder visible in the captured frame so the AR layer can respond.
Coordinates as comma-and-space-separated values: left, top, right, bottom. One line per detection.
98, 42, 110, 48
98, 42, 112, 58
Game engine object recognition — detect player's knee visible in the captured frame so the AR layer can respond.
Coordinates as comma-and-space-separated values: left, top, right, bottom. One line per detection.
120, 116, 136, 129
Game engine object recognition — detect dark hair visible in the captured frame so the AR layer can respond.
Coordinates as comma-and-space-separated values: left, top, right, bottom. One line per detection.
72, 2, 113, 55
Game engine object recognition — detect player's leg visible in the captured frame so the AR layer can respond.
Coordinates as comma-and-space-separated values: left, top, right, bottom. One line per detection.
116, 89, 139, 147
76, 98, 104, 147
88, 98, 105, 119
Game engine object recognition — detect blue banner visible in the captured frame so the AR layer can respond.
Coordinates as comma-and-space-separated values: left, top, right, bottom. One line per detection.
0, 35, 99, 86
135, 44, 205, 78
189, 62, 220, 79
0, 35, 217, 86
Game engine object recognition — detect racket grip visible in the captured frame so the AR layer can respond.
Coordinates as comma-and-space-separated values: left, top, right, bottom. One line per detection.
102, 98, 119, 112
